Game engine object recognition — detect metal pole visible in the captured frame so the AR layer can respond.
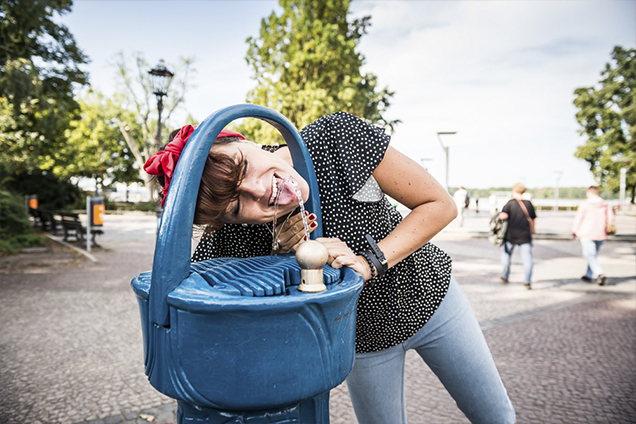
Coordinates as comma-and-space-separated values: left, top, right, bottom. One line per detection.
86, 196, 91, 253
620, 167, 627, 216
155, 95, 164, 152
444, 146, 450, 193
554, 171, 562, 212
436, 132, 456, 193
155, 95, 165, 233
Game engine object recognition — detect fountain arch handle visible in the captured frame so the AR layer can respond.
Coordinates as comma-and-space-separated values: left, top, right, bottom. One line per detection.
149, 104, 323, 327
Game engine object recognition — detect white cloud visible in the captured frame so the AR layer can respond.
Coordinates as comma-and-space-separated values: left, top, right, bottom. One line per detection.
350, 1, 634, 188
61, 1, 634, 189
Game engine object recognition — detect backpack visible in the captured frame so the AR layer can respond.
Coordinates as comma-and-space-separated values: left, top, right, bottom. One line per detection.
488, 214, 508, 247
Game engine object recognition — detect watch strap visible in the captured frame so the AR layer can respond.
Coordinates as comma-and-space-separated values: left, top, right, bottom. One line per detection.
365, 234, 388, 277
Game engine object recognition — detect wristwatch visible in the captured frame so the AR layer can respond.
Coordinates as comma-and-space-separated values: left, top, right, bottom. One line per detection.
365, 234, 388, 277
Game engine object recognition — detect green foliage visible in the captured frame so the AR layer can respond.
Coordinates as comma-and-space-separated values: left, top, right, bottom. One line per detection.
453, 187, 618, 200
2, 170, 83, 210
108, 201, 157, 212
109, 52, 195, 199
60, 90, 142, 191
0, 0, 89, 178
573, 46, 635, 202
0, 190, 45, 256
112, 52, 195, 157
243, 0, 398, 143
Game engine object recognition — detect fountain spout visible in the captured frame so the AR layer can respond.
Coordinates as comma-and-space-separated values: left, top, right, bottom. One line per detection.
296, 240, 329, 293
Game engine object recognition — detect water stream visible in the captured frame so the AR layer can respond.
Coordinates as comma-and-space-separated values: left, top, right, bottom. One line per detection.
270, 175, 310, 252
287, 176, 310, 240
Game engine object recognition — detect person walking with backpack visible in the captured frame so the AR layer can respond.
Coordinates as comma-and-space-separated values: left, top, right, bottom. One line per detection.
498, 183, 536, 290
572, 185, 615, 286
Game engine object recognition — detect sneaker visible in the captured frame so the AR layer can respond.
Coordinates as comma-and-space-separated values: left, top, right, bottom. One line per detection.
524, 283, 532, 290
581, 276, 592, 282
598, 275, 607, 286
500, 276, 509, 283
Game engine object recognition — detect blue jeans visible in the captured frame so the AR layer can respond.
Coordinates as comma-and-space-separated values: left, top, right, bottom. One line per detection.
501, 242, 533, 283
580, 238, 605, 277
345, 277, 515, 424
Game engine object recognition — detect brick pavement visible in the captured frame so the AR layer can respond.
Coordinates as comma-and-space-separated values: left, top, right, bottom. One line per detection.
0, 212, 634, 424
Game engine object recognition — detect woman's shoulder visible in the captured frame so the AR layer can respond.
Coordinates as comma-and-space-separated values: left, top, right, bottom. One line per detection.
301, 112, 389, 147
301, 112, 366, 136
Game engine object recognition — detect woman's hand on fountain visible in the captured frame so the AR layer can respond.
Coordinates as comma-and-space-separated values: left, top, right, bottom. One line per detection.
275, 211, 317, 253
315, 237, 373, 281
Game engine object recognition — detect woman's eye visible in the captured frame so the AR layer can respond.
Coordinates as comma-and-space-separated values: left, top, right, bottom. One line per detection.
232, 200, 240, 218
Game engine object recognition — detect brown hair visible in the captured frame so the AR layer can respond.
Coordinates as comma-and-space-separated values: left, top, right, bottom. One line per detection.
153, 131, 246, 233
587, 185, 600, 195
193, 137, 246, 233
512, 183, 526, 195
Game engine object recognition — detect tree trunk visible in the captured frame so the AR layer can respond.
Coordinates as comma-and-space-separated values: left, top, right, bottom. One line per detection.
114, 117, 157, 200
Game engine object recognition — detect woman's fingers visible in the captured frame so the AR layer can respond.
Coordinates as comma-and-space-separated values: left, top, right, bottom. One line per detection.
311, 237, 373, 280
275, 212, 317, 253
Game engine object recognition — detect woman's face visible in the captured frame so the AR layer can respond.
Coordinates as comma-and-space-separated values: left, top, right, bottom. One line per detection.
216, 141, 310, 224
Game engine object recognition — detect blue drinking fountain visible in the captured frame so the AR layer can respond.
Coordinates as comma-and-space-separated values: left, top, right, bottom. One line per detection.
131, 104, 365, 423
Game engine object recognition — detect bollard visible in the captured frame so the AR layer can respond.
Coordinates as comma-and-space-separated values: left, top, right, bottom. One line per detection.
131, 105, 364, 423
86, 196, 104, 253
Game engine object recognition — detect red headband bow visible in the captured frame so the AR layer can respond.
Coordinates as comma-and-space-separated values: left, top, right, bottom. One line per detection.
143, 125, 246, 207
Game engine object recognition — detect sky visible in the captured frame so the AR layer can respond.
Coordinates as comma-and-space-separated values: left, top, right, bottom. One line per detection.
59, 0, 635, 190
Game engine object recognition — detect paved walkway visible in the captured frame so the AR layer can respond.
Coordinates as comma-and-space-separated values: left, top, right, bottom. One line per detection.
0, 211, 634, 424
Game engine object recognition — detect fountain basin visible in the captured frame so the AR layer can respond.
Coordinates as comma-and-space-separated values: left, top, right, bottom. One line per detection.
132, 254, 363, 411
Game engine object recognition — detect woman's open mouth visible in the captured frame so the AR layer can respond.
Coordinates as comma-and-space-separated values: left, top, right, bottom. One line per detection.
269, 175, 283, 206
269, 174, 297, 207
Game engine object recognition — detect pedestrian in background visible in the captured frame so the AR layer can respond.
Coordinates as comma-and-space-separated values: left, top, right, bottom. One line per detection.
489, 193, 498, 217
453, 186, 469, 227
572, 185, 615, 286
498, 183, 536, 290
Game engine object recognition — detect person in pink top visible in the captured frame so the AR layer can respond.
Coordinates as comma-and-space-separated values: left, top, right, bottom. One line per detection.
572, 186, 615, 286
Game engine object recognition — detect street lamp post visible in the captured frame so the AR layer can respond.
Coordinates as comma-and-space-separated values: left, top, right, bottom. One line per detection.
148, 59, 174, 152
436, 132, 457, 192
613, 158, 631, 216
148, 60, 174, 230
554, 171, 563, 212
619, 167, 627, 216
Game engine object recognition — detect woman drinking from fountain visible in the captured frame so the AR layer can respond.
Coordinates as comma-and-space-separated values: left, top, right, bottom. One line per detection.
144, 112, 515, 424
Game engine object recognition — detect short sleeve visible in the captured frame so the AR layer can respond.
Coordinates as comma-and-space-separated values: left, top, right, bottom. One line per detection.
502, 200, 513, 214
300, 112, 390, 198
527, 202, 537, 219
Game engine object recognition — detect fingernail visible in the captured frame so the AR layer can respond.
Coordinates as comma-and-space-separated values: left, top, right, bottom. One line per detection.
310, 222, 317, 228
305, 211, 309, 215
304, 236, 307, 241
309, 213, 316, 220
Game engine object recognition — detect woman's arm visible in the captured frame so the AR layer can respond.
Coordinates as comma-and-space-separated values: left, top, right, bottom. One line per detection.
323, 146, 456, 279
371, 146, 457, 268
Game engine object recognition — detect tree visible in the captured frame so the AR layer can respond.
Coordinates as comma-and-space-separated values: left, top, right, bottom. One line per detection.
0, 0, 89, 179
573, 46, 635, 203
0, 189, 45, 255
110, 52, 195, 197
59, 91, 141, 193
243, 0, 398, 143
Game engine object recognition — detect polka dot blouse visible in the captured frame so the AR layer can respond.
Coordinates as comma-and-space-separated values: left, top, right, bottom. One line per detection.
192, 112, 452, 353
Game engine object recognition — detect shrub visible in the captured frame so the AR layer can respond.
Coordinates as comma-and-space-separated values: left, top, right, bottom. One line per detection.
0, 190, 46, 255
3, 171, 83, 210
